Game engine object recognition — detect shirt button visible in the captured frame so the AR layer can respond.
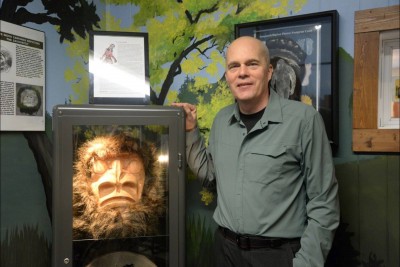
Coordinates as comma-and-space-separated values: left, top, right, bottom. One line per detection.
242, 133, 245, 136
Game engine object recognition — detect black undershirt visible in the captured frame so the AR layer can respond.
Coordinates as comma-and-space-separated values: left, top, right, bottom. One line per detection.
240, 108, 265, 132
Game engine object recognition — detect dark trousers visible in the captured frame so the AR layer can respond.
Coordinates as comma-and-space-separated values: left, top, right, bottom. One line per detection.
214, 228, 301, 267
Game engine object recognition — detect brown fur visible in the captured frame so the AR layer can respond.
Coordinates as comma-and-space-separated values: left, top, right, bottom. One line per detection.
72, 134, 165, 239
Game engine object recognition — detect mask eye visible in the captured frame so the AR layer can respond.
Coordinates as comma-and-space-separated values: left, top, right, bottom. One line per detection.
125, 159, 143, 174
92, 159, 108, 174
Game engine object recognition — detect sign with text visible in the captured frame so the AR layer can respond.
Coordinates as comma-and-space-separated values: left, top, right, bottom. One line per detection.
0, 20, 45, 131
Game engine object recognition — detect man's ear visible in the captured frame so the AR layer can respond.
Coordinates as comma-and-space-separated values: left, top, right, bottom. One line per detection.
267, 64, 273, 80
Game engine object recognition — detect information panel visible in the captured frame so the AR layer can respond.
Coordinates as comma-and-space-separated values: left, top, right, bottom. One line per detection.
0, 20, 45, 131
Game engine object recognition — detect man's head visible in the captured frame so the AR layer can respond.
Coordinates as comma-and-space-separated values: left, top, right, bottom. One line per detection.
225, 36, 273, 114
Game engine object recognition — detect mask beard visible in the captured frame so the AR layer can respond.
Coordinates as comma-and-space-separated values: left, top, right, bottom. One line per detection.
73, 175, 165, 240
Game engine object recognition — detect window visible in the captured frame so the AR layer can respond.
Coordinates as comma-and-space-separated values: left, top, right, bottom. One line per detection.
353, 5, 400, 152
379, 30, 400, 129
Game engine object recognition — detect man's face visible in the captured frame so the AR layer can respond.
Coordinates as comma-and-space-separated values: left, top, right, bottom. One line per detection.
89, 154, 145, 208
225, 37, 273, 111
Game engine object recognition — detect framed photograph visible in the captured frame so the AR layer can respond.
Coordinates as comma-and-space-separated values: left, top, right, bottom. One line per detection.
89, 31, 150, 105
235, 10, 339, 149
52, 105, 186, 267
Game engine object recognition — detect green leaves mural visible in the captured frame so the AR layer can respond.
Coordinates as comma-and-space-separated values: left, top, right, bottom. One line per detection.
66, 0, 306, 109
63, 0, 307, 210
0, 0, 100, 42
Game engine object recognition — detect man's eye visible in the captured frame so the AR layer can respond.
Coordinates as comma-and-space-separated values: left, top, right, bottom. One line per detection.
228, 64, 239, 70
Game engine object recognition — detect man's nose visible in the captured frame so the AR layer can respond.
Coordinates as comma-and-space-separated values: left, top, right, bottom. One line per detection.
238, 65, 248, 77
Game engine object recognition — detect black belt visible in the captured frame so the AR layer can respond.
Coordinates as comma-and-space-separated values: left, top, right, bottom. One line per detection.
218, 226, 300, 250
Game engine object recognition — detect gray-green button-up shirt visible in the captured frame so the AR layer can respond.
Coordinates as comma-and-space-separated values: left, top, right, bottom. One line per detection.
186, 89, 340, 266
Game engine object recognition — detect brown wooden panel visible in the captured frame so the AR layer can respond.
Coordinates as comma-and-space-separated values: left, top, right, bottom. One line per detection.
352, 5, 400, 152
355, 5, 400, 33
353, 32, 379, 129
352, 129, 400, 152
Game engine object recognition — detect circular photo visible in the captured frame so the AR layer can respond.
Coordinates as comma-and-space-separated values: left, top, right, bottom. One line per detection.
0, 46, 13, 73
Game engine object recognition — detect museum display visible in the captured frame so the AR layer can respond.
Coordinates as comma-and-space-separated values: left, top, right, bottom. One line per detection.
52, 105, 186, 267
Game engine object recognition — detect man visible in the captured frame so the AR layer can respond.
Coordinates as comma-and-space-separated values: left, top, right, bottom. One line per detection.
173, 36, 339, 267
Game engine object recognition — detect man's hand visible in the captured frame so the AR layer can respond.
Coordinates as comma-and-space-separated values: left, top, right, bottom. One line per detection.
172, 103, 198, 132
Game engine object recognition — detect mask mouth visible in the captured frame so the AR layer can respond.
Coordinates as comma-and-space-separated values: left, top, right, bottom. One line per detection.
100, 195, 136, 208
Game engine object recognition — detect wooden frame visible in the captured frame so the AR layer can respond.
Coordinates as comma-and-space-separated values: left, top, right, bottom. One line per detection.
235, 11, 339, 149
353, 5, 400, 152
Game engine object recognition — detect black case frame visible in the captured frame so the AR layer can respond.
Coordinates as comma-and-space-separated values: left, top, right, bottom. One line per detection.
52, 105, 186, 267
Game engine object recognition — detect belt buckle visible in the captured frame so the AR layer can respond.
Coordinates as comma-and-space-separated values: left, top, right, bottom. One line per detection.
236, 235, 250, 250
269, 239, 283, 248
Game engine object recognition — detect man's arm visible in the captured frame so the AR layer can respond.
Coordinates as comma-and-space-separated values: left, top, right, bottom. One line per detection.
172, 102, 216, 187
293, 111, 340, 267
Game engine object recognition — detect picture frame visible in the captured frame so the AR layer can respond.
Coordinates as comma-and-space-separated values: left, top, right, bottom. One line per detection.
89, 31, 150, 105
235, 10, 339, 150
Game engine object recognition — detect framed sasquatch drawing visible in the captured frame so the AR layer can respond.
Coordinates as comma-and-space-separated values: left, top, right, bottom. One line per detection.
88, 31, 150, 105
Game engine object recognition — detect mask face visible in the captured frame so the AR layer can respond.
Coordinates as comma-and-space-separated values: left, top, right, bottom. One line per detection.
89, 154, 145, 208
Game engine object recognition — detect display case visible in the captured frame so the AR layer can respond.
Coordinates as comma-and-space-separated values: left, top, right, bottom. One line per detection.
52, 105, 186, 267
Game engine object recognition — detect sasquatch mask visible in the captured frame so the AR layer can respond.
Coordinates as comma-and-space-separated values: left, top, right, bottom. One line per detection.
72, 134, 165, 240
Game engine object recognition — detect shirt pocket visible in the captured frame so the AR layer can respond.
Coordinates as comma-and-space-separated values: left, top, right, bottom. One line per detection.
245, 145, 286, 184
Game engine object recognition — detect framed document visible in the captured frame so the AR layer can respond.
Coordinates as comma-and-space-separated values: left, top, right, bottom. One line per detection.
0, 20, 45, 131
235, 11, 339, 149
89, 31, 150, 105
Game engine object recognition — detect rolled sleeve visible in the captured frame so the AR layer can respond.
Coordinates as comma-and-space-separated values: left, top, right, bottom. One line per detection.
186, 127, 216, 188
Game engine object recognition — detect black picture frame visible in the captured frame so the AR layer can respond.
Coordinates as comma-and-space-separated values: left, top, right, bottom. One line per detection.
235, 10, 339, 150
89, 31, 150, 105
52, 105, 186, 267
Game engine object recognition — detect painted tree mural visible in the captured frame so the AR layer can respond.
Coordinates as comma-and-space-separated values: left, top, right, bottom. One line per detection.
1, 1, 309, 266
0, 0, 307, 225
66, 0, 306, 107
0, 0, 100, 42
0, 0, 101, 219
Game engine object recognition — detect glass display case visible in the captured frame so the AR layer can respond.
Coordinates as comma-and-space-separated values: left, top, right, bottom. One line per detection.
52, 105, 186, 267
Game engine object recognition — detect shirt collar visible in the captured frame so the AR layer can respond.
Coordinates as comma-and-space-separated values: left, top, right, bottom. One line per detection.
228, 89, 283, 126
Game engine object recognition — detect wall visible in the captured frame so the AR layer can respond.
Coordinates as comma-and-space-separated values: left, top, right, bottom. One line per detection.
0, 0, 399, 266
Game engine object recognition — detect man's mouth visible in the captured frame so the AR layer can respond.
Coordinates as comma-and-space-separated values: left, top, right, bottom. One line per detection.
237, 82, 252, 88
